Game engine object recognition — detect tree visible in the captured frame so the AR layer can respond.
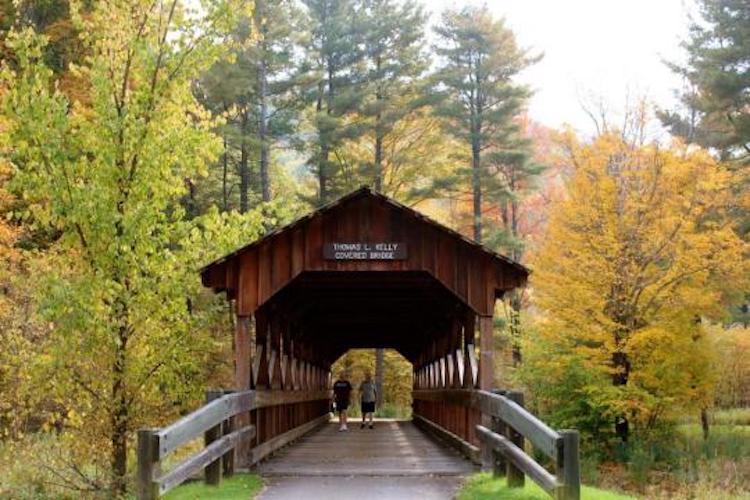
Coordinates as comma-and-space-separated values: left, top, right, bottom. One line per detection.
660, 0, 749, 166
302, 0, 368, 204
524, 134, 748, 444
661, 0, 750, 324
1, 0, 242, 491
196, 0, 305, 213
359, 0, 428, 191
432, 6, 538, 244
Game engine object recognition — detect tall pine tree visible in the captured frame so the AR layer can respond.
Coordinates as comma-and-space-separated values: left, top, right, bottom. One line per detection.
433, 6, 537, 244
360, 0, 429, 191
197, 0, 304, 213
660, 0, 749, 166
302, 0, 368, 204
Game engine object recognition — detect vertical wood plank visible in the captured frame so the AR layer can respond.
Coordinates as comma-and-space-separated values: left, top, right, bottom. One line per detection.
204, 390, 224, 485
505, 391, 525, 488
478, 316, 494, 390
137, 429, 159, 500
234, 316, 251, 468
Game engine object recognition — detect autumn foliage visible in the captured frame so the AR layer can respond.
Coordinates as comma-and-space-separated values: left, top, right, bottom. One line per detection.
522, 134, 749, 441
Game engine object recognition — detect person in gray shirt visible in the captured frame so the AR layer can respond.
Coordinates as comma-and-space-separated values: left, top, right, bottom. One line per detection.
359, 371, 377, 429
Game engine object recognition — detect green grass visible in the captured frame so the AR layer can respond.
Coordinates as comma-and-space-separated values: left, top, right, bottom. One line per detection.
162, 474, 263, 500
712, 407, 750, 426
458, 473, 635, 500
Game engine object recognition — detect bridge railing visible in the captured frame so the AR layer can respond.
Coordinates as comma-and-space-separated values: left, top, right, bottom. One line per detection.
137, 389, 331, 499
412, 389, 580, 500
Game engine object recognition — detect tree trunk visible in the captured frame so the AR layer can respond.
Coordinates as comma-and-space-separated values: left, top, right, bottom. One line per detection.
375, 348, 384, 407
471, 136, 482, 243
222, 135, 229, 212
374, 56, 384, 191
612, 348, 631, 442
509, 192, 522, 365
701, 407, 710, 441
110, 322, 129, 495
374, 129, 383, 191
239, 116, 249, 213
509, 291, 522, 366
256, 0, 271, 203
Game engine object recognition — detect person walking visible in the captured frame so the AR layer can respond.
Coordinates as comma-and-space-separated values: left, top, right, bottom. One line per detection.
332, 371, 353, 432
360, 372, 377, 429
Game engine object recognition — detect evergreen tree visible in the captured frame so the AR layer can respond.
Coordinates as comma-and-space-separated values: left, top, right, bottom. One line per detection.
360, 0, 429, 191
196, 0, 304, 213
432, 6, 537, 244
302, 0, 368, 204
660, 0, 749, 166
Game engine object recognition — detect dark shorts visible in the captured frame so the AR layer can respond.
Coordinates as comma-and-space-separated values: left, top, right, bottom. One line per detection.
361, 401, 375, 414
335, 400, 349, 412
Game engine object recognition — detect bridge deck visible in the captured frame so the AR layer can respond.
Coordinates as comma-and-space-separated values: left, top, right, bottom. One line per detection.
258, 419, 476, 477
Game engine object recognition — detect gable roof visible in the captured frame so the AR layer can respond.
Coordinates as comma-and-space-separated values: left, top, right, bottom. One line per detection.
200, 186, 529, 276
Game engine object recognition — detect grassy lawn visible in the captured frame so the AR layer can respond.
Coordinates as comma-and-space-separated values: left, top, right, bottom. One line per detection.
163, 474, 263, 500
458, 473, 635, 500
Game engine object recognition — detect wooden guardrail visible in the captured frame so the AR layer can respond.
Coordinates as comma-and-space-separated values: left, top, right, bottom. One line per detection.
412, 389, 580, 500
137, 389, 330, 499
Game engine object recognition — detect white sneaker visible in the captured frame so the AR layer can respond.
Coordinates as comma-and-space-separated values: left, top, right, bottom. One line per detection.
339, 425, 348, 432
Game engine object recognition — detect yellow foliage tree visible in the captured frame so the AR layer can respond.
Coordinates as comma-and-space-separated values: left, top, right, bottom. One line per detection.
524, 134, 749, 442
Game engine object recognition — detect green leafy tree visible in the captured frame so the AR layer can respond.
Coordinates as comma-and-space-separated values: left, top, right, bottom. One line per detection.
432, 5, 538, 244
1, 0, 243, 492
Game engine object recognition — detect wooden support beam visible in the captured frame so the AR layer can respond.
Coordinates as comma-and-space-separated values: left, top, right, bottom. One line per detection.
254, 314, 270, 389
137, 429, 160, 500
204, 390, 224, 485
478, 315, 494, 390
234, 317, 251, 468
505, 391, 525, 487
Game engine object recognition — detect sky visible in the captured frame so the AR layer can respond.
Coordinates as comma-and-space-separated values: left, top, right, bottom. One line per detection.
424, 0, 697, 137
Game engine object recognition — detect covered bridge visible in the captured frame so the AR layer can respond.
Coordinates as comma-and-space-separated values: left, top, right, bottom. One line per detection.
137, 187, 580, 500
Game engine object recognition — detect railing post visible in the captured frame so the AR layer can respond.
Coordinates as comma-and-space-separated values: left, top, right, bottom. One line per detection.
490, 389, 507, 478
556, 430, 581, 500
137, 429, 160, 500
505, 391, 525, 488
490, 415, 507, 477
222, 389, 236, 476
205, 390, 224, 486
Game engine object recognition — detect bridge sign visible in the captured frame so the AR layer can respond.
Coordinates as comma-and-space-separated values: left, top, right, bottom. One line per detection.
324, 242, 407, 260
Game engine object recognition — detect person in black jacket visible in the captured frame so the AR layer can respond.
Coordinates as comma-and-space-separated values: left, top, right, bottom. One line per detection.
332, 371, 353, 431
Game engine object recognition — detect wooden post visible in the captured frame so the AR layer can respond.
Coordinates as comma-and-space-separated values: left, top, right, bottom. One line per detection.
505, 391, 525, 488
478, 316, 494, 390
205, 390, 224, 485
235, 316, 252, 468
491, 415, 507, 477
556, 430, 581, 500
137, 429, 160, 500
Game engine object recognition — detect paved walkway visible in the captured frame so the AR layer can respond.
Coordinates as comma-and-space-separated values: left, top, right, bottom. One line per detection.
257, 419, 476, 499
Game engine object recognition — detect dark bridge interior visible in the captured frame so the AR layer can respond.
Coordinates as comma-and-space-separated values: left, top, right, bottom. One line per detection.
257, 270, 473, 364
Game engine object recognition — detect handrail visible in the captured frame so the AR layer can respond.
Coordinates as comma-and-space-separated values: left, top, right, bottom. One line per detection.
137, 389, 331, 499
474, 390, 560, 459
412, 388, 580, 500
157, 391, 254, 458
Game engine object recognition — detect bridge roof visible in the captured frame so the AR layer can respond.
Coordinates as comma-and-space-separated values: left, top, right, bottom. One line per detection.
201, 187, 528, 318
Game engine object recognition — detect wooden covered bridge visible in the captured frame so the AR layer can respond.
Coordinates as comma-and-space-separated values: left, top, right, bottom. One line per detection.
137, 188, 580, 499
